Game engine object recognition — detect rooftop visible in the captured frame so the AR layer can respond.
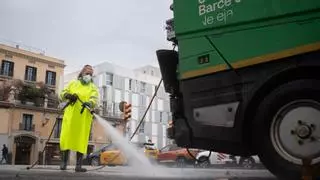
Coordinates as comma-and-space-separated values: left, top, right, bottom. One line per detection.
0, 43, 65, 67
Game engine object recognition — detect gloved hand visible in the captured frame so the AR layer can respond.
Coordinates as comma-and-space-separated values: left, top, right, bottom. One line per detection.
82, 101, 93, 109
64, 93, 78, 103
80, 101, 94, 114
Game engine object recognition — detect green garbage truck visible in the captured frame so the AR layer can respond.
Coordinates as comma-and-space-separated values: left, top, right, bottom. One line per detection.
156, 1, 320, 179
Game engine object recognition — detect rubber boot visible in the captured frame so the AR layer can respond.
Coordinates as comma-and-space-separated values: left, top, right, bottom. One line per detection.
60, 150, 69, 170
75, 152, 87, 172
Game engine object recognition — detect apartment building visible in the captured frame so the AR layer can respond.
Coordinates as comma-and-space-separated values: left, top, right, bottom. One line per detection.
64, 62, 171, 149
0, 43, 65, 165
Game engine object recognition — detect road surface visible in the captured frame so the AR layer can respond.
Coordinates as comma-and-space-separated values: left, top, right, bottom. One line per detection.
0, 165, 277, 180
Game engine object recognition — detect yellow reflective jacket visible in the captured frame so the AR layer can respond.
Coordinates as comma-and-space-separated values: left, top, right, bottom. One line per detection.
59, 79, 99, 154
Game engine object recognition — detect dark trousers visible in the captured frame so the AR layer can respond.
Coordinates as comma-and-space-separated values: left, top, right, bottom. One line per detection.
1, 154, 8, 164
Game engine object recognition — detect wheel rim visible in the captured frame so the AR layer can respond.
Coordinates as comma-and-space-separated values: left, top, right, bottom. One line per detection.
242, 159, 253, 168
199, 158, 209, 168
177, 158, 185, 167
270, 99, 320, 165
91, 158, 99, 166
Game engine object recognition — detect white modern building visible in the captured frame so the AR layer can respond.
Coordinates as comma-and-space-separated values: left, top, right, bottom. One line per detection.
64, 62, 171, 149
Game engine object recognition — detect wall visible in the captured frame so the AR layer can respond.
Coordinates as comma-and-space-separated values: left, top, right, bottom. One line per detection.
0, 108, 10, 134
91, 120, 109, 144
0, 44, 65, 92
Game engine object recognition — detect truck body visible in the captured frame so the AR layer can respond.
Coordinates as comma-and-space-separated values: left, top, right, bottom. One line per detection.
156, 1, 320, 179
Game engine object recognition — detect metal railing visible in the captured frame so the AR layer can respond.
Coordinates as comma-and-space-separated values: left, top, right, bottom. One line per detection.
19, 123, 35, 132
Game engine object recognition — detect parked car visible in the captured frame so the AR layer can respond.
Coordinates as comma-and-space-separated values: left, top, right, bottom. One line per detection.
143, 142, 159, 164
100, 147, 127, 166
195, 151, 261, 169
156, 144, 200, 167
86, 142, 158, 166
85, 144, 115, 166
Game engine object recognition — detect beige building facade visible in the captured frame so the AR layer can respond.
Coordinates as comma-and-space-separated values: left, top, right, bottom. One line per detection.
0, 44, 112, 165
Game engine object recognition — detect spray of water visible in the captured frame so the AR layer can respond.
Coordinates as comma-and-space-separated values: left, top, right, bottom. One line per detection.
93, 114, 172, 177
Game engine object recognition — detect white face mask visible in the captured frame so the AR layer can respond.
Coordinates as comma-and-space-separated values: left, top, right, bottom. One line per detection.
82, 74, 92, 83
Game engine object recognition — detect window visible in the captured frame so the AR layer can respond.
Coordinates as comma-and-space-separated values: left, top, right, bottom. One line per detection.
140, 95, 146, 107
25, 66, 37, 81
162, 112, 169, 124
152, 97, 156, 110
124, 91, 130, 102
163, 125, 166, 137
46, 71, 56, 86
131, 120, 136, 134
160, 145, 170, 152
163, 137, 167, 147
106, 86, 113, 101
22, 114, 33, 131
151, 70, 154, 76
132, 93, 139, 106
152, 137, 158, 148
106, 101, 113, 114
102, 144, 117, 151
0, 60, 14, 77
152, 124, 158, 136
151, 111, 156, 122
98, 74, 103, 87
92, 76, 98, 85
140, 82, 146, 93
129, 79, 132, 90
114, 89, 122, 103
112, 101, 121, 116
145, 110, 150, 122
54, 118, 62, 138
139, 121, 145, 133
106, 72, 113, 86
132, 107, 139, 120
158, 99, 164, 111
159, 112, 163, 122
169, 144, 181, 151
146, 96, 150, 107
125, 79, 130, 90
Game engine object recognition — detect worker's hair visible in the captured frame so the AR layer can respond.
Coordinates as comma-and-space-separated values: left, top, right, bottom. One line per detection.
77, 64, 93, 79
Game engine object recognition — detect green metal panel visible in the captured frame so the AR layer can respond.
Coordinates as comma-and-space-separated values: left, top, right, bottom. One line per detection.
211, 17, 320, 64
173, 0, 320, 35
173, 0, 320, 79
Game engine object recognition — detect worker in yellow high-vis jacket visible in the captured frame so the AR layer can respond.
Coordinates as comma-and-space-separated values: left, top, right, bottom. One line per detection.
59, 65, 99, 172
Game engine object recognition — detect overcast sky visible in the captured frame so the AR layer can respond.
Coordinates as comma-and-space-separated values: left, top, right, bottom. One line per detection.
0, 0, 173, 74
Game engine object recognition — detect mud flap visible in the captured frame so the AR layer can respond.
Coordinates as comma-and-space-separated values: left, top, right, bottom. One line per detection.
156, 49, 179, 95
174, 117, 192, 147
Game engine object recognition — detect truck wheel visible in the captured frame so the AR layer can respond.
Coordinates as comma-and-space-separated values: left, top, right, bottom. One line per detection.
198, 156, 210, 168
253, 79, 320, 180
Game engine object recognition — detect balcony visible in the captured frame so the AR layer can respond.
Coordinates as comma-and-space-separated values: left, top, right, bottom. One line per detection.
0, 74, 13, 81
0, 79, 60, 110
105, 110, 122, 119
19, 123, 35, 132
99, 101, 123, 118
